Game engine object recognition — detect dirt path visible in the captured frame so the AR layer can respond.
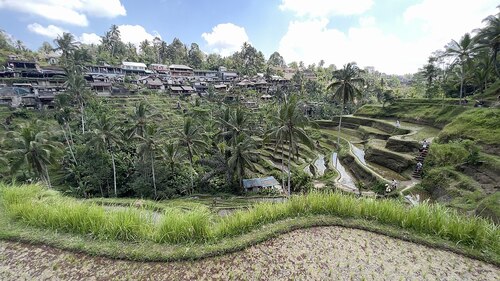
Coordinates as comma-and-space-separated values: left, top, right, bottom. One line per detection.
1, 226, 498, 280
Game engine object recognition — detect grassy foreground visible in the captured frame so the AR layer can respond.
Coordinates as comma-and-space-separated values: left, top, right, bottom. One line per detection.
0, 183, 499, 264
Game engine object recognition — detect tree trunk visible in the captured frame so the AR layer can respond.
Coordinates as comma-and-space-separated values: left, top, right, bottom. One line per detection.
459, 64, 464, 105
43, 165, 52, 189
287, 134, 292, 196
281, 141, 285, 191
61, 125, 77, 164
151, 153, 157, 198
189, 160, 194, 194
110, 149, 117, 197
335, 104, 343, 169
80, 104, 86, 134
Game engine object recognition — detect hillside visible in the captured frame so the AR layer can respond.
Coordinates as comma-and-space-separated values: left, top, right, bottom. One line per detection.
355, 100, 500, 223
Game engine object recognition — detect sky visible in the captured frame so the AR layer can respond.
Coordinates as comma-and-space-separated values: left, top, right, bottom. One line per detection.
0, 0, 497, 74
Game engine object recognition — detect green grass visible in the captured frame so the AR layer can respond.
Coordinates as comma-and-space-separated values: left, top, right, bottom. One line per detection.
355, 103, 471, 128
438, 108, 500, 145
1, 182, 498, 265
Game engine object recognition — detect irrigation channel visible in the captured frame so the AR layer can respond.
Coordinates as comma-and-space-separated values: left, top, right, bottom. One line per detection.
305, 116, 440, 195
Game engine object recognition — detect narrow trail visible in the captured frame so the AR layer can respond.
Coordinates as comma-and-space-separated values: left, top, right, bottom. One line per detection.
1, 227, 497, 280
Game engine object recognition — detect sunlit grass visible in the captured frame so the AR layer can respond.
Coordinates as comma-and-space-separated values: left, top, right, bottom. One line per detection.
0, 182, 498, 257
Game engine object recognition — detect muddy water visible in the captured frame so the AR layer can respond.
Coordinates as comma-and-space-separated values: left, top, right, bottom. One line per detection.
350, 144, 366, 165
314, 154, 327, 176
331, 152, 357, 190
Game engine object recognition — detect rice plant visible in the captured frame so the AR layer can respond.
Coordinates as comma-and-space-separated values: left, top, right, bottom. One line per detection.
0, 182, 498, 256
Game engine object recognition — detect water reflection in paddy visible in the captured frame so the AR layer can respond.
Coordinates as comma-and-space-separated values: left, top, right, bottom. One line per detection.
331, 152, 357, 190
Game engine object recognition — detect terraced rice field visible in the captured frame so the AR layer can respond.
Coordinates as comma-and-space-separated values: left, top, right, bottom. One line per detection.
1, 226, 497, 280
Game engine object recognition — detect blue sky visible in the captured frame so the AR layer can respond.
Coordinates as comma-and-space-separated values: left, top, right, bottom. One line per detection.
0, 0, 498, 74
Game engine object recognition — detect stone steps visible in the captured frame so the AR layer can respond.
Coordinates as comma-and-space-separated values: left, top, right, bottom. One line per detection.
412, 146, 429, 179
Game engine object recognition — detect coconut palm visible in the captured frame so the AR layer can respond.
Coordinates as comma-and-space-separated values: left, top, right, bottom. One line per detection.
6, 121, 60, 187
266, 95, 314, 195
475, 11, 500, 77
327, 63, 364, 168
107, 24, 121, 58
127, 100, 159, 139
199, 142, 232, 186
65, 68, 90, 133
89, 114, 122, 197
228, 135, 260, 190
136, 124, 163, 198
162, 141, 184, 172
217, 106, 249, 145
54, 32, 77, 61
444, 33, 477, 104
177, 117, 207, 192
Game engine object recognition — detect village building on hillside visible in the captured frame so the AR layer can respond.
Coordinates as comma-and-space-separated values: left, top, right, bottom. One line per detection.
218, 66, 238, 81
149, 64, 169, 74
194, 69, 218, 81
121, 62, 147, 74
169, 64, 194, 77
87, 65, 124, 77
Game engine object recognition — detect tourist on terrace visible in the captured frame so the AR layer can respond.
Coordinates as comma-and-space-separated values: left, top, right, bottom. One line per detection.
416, 161, 423, 172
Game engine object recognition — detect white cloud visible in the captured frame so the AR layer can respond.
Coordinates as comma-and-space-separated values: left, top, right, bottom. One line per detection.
118, 25, 160, 47
79, 33, 102, 45
278, 18, 429, 74
404, 0, 497, 44
78, 0, 126, 18
279, 0, 373, 17
27, 23, 67, 39
278, 0, 498, 74
0, 0, 126, 26
202, 23, 249, 56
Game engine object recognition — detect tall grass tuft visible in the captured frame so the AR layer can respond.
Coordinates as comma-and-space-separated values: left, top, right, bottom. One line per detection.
0, 183, 498, 257
155, 206, 212, 243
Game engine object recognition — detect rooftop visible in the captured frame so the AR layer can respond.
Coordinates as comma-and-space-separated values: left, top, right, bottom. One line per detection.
243, 176, 279, 189
122, 62, 147, 68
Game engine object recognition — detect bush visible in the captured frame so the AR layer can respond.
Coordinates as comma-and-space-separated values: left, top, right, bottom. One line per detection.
130, 163, 191, 199
426, 141, 471, 167
290, 168, 314, 193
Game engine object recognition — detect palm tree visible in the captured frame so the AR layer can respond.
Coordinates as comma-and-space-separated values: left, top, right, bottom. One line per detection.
136, 124, 162, 198
199, 142, 232, 186
266, 95, 314, 195
108, 24, 121, 58
127, 100, 158, 139
162, 141, 184, 172
217, 106, 249, 145
65, 68, 90, 133
15, 40, 25, 52
177, 117, 207, 193
89, 114, 122, 197
54, 32, 77, 61
327, 63, 364, 169
6, 121, 60, 187
228, 135, 260, 190
445, 33, 477, 104
475, 11, 500, 77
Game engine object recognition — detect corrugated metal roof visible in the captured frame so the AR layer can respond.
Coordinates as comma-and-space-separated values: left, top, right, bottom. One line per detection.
169, 64, 193, 70
242, 176, 279, 189
122, 62, 147, 68
170, 86, 183, 91
181, 86, 194, 91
